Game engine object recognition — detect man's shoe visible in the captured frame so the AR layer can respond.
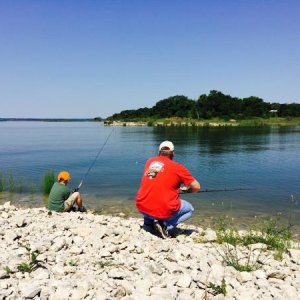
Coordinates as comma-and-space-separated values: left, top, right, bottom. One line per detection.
142, 223, 156, 234
153, 220, 169, 239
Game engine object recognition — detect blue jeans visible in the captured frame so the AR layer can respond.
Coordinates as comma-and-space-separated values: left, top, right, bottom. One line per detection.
143, 199, 194, 231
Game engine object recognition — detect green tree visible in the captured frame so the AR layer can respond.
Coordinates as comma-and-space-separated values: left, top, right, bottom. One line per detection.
151, 95, 195, 118
241, 97, 270, 117
196, 90, 240, 118
105, 91, 299, 121
278, 103, 300, 117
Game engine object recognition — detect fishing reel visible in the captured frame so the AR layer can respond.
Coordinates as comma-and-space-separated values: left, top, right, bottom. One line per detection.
72, 187, 80, 193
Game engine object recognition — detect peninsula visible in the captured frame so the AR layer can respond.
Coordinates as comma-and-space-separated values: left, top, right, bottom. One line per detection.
105, 90, 300, 127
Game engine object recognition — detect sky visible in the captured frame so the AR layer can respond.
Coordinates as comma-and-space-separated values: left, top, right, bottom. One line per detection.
0, 0, 299, 118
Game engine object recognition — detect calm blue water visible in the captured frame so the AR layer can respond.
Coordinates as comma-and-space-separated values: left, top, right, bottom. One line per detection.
0, 121, 299, 229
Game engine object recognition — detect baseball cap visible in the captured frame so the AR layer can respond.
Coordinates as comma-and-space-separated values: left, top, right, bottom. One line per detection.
57, 171, 71, 181
159, 141, 175, 151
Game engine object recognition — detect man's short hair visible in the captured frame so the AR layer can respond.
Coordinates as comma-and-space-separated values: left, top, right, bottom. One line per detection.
159, 148, 173, 156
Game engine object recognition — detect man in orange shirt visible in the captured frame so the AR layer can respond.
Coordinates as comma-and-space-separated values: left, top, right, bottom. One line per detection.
135, 141, 200, 238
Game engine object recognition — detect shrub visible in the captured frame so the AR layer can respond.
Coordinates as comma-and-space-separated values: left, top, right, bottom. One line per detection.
0, 171, 5, 192
147, 120, 154, 126
8, 173, 15, 193
220, 243, 261, 272
41, 170, 55, 195
213, 213, 293, 272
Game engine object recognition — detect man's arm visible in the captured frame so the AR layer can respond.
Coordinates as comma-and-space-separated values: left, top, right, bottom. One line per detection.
177, 163, 200, 193
189, 180, 200, 192
180, 180, 200, 193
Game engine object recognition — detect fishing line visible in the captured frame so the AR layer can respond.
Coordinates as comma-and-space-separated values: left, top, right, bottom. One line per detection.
77, 127, 115, 190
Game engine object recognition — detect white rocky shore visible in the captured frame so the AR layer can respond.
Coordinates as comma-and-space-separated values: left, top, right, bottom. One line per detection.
0, 202, 300, 300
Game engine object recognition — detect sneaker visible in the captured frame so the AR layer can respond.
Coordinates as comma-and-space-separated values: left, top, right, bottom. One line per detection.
78, 206, 87, 213
153, 220, 169, 239
70, 206, 77, 212
142, 223, 156, 234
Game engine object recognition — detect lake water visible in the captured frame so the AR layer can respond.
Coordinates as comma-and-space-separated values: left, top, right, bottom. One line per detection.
0, 121, 299, 231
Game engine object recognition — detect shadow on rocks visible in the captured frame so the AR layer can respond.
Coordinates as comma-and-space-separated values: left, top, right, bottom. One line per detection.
141, 224, 196, 239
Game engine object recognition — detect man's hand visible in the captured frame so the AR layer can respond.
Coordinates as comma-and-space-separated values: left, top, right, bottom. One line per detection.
180, 180, 201, 194
180, 186, 190, 193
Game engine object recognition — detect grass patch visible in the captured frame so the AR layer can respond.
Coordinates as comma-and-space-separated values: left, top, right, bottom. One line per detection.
3, 266, 12, 275
208, 279, 227, 296
8, 173, 15, 193
215, 215, 292, 251
0, 171, 5, 192
94, 259, 117, 268
0, 169, 57, 196
41, 170, 55, 195
0, 169, 38, 195
16, 244, 41, 273
68, 260, 78, 267
29, 182, 37, 194
15, 177, 26, 193
220, 243, 262, 272
273, 249, 284, 261
210, 211, 294, 271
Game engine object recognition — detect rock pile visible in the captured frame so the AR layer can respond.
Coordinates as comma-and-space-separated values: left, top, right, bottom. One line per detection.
0, 202, 300, 299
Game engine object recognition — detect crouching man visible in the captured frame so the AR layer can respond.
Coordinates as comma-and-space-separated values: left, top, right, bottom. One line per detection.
135, 141, 200, 238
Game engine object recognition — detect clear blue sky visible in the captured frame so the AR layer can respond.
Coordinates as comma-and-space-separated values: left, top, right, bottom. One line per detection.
1, 0, 299, 118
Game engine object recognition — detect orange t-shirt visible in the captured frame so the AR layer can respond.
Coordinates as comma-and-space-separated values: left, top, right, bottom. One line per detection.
135, 155, 195, 219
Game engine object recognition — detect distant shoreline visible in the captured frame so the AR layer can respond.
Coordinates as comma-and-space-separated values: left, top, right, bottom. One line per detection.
0, 118, 98, 122
104, 117, 300, 127
1, 117, 300, 126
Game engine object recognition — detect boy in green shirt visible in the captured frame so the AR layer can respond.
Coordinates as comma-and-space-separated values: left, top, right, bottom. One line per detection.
48, 171, 85, 212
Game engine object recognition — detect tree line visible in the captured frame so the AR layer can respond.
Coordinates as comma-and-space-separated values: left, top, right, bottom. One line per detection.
107, 90, 300, 120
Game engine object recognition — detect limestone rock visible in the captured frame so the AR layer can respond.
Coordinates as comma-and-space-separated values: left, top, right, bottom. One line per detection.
288, 249, 300, 264
203, 228, 217, 242
19, 282, 42, 299
267, 270, 287, 280
176, 274, 192, 288
0, 205, 298, 300
237, 271, 252, 283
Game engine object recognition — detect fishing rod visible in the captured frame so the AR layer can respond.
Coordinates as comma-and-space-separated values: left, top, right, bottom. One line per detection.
76, 127, 115, 190
198, 188, 254, 193
180, 187, 254, 194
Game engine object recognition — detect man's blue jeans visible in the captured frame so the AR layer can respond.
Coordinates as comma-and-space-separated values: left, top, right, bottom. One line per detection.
143, 199, 194, 231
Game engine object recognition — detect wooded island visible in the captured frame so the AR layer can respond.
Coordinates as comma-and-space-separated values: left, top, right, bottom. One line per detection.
106, 90, 300, 126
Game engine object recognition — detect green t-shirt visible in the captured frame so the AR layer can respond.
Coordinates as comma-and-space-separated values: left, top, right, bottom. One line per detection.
47, 182, 71, 212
